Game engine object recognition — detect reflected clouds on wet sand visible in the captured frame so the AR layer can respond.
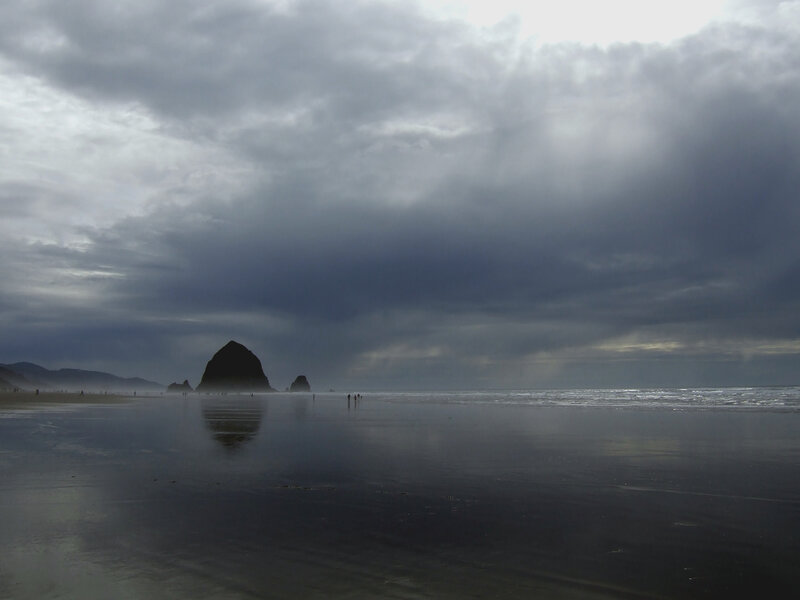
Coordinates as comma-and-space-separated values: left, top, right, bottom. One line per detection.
1, 391, 799, 598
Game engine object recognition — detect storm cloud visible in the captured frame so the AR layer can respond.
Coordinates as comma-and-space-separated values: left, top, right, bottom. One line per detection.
1, 0, 799, 389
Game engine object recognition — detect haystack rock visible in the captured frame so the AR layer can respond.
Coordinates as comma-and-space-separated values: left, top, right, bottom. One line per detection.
196, 341, 274, 392
290, 375, 311, 392
166, 379, 193, 393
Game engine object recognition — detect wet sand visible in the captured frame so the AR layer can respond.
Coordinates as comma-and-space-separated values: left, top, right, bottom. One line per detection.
0, 392, 798, 598
0, 390, 130, 409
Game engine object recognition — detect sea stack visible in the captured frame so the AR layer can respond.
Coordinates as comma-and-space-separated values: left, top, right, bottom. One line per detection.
289, 375, 311, 392
166, 379, 193, 393
196, 341, 274, 392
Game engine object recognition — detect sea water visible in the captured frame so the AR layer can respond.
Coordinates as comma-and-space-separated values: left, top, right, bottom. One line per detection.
1, 388, 798, 598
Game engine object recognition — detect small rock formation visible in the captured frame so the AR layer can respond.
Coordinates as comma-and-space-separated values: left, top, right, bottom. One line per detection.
196, 340, 274, 392
289, 375, 311, 392
166, 380, 193, 393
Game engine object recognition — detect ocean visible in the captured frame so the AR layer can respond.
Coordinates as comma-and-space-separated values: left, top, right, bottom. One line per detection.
1, 388, 798, 598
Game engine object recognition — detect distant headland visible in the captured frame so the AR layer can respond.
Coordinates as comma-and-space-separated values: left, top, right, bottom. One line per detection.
0, 362, 161, 393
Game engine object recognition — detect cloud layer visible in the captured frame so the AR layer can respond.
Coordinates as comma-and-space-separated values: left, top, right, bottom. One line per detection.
1, 0, 800, 388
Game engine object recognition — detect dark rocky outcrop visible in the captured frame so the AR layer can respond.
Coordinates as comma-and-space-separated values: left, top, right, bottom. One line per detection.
166, 379, 193, 393
196, 341, 274, 392
289, 375, 311, 392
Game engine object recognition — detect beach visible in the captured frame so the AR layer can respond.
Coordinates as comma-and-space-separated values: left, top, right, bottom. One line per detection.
1, 390, 798, 598
0, 390, 129, 408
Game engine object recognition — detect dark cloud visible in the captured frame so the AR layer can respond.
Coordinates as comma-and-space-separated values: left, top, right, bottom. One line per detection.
1, 1, 799, 388
0, 0, 474, 121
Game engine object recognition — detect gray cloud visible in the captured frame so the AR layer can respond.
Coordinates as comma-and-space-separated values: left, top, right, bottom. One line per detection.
1, 0, 799, 388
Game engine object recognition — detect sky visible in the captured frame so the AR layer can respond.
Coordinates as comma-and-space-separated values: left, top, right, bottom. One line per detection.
1, 0, 799, 390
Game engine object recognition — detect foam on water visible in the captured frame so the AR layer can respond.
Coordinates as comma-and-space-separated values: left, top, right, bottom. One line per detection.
373, 386, 800, 410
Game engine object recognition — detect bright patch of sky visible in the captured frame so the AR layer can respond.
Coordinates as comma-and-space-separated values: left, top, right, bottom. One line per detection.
0, 60, 252, 246
415, 0, 780, 45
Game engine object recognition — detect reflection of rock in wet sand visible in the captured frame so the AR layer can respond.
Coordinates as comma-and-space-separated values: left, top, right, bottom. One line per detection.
293, 396, 309, 420
201, 397, 264, 450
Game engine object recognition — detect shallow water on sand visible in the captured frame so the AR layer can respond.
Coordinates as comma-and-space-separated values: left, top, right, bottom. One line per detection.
1, 391, 799, 598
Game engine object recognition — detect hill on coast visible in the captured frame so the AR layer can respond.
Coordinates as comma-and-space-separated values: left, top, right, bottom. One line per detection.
0, 362, 162, 393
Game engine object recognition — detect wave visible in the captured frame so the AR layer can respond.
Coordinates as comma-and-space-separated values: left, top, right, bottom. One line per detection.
371, 386, 800, 411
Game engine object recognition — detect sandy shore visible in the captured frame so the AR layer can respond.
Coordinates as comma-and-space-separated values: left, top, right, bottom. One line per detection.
0, 390, 131, 408
1, 392, 798, 598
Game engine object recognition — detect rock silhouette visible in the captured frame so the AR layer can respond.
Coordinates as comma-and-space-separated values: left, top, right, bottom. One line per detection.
196, 341, 274, 392
289, 375, 311, 392
167, 379, 193, 393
